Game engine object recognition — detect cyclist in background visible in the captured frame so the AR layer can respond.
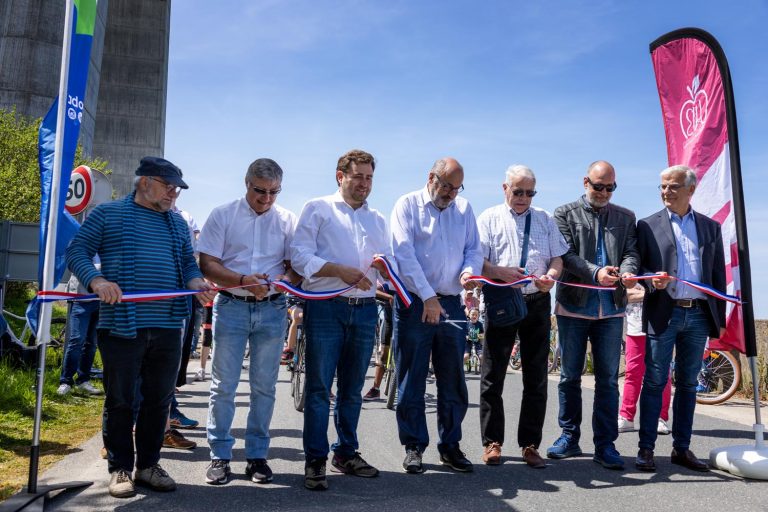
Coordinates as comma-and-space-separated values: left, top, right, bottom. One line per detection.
463, 308, 484, 368
363, 285, 394, 401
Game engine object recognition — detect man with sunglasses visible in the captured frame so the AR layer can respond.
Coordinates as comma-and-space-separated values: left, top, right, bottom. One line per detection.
197, 158, 298, 486
66, 157, 215, 498
391, 157, 483, 474
546, 160, 639, 470
476, 165, 568, 468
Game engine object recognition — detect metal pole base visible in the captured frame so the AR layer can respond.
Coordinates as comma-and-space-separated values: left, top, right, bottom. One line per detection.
0, 481, 93, 512
709, 424, 768, 480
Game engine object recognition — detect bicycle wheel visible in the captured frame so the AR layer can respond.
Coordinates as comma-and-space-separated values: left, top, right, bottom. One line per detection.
385, 360, 397, 410
696, 350, 741, 405
48, 317, 68, 349
510, 353, 522, 371
548, 346, 558, 373
471, 354, 480, 374
293, 330, 307, 412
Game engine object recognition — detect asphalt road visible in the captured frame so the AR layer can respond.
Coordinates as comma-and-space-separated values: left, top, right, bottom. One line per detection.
39, 362, 767, 512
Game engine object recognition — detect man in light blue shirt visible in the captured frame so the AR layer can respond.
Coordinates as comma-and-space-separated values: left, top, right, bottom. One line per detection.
391, 157, 484, 474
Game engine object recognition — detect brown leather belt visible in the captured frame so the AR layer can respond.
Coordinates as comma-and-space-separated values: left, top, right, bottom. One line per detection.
674, 298, 706, 309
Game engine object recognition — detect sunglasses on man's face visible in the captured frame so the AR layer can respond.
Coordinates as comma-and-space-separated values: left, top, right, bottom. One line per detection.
510, 189, 537, 198
586, 178, 618, 192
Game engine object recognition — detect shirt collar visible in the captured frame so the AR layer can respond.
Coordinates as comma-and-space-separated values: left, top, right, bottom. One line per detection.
580, 195, 608, 215
239, 197, 273, 218
332, 190, 368, 211
666, 207, 694, 222
508, 205, 531, 218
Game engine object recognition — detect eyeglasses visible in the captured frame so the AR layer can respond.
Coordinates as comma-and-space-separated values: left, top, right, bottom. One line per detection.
658, 183, 684, 191
432, 174, 464, 194
586, 178, 617, 192
251, 185, 282, 196
511, 189, 537, 198
149, 177, 182, 195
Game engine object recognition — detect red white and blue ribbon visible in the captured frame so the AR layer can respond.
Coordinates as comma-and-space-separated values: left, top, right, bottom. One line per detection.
36, 255, 415, 307
467, 274, 616, 292
623, 273, 741, 305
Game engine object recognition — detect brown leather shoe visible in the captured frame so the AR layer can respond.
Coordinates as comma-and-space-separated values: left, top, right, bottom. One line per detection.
163, 429, 197, 450
482, 442, 502, 465
522, 445, 546, 469
670, 448, 709, 472
635, 448, 656, 472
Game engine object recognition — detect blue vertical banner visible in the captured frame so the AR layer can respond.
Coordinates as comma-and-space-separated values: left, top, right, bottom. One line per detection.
29, 0, 97, 329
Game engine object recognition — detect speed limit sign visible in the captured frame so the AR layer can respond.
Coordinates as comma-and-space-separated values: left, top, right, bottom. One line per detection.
66, 165, 93, 215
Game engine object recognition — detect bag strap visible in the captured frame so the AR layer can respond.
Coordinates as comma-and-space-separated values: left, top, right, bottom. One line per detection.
519, 212, 532, 269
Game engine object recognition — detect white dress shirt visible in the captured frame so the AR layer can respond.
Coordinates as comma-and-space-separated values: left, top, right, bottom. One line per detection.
290, 191, 392, 298
197, 198, 296, 296
391, 187, 483, 300
477, 204, 569, 295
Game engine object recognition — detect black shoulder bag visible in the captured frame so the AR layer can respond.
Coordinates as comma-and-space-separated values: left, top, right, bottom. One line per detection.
483, 213, 530, 328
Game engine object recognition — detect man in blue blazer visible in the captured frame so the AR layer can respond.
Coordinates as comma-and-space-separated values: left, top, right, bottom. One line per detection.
634, 165, 727, 473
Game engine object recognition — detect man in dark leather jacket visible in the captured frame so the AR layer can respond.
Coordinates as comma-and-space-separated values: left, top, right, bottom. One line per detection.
545, 160, 639, 470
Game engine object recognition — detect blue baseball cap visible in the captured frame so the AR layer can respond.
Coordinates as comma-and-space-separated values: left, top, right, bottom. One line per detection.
135, 156, 189, 189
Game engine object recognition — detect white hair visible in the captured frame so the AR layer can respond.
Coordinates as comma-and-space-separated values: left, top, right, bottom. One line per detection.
660, 165, 697, 187
505, 164, 536, 185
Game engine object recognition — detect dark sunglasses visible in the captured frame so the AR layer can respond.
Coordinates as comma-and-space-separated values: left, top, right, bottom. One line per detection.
586, 178, 618, 192
511, 189, 537, 198
251, 186, 282, 196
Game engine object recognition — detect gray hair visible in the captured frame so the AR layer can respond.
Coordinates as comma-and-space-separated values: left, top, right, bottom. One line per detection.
660, 165, 697, 187
505, 164, 536, 185
429, 158, 463, 176
133, 176, 142, 190
246, 158, 283, 182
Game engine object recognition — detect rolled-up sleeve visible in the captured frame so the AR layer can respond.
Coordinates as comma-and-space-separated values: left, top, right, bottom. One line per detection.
461, 204, 483, 277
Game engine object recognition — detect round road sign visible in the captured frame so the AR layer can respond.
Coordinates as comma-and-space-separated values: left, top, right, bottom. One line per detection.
66, 165, 93, 215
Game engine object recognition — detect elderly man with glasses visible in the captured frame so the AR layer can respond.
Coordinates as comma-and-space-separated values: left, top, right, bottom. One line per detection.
476, 165, 568, 468
66, 157, 215, 498
546, 160, 639, 470
391, 157, 484, 474
197, 158, 299, 486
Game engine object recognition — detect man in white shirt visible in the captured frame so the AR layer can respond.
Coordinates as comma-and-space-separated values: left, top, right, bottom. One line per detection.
476, 165, 568, 468
197, 158, 298, 486
390, 157, 483, 475
291, 149, 392, 491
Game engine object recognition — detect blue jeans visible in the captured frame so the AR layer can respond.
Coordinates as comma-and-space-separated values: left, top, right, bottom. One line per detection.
98, 327, 182, 473
303, 299, 377, 461
639, 306, 710, 451
207, 294, 287, 460
60, 301, 99, 385
394, 295, 468, 453
556, 315, 623, 450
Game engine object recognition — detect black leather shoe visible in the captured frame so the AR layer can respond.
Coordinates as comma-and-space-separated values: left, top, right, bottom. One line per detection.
439, 446, 473, 472
670, 449, 709, 472
635, 448, 656, 472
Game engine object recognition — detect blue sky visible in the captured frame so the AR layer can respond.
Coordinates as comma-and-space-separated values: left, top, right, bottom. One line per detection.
164, 0, 768, 317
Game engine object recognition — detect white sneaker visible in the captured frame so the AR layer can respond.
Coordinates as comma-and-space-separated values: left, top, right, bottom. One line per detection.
56, 384, 72, 396
194, 368, 205, 382
657, 418, 671, 435
617, 416, 634, 432
76, 381, 103, 395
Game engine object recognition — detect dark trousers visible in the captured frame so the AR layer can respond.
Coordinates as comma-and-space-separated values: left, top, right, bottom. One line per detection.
479, 292, 551, 448
98, 327, 182, 473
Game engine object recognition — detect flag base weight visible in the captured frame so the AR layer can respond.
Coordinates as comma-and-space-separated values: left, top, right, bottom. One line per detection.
0, 482, 93, 512
709, 424, 768, 480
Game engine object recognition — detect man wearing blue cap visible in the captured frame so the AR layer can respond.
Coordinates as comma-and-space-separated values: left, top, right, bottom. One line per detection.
67, 157, 216, 498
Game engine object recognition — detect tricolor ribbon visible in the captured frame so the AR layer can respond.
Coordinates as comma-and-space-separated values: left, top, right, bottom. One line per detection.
623, 274, 741, 305
36, 255, 415, 307
467, 274, 615, 292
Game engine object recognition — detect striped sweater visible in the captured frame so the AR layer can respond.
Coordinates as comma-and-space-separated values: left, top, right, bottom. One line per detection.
66, 193, 203, 337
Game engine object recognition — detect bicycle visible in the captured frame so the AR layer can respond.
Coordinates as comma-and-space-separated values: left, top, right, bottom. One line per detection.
694, 348, 741, 405
289, 322, 307, 412
465, 343, 481, 375
509, 336, 522, 371
383, 341, 397, 410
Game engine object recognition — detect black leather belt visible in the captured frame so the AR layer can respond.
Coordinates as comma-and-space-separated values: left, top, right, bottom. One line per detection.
674, 298, 706, 309
523, 291, 548, 303
332, 296, 376, 306
219, 290, 281, 303
436, 293, 459, 300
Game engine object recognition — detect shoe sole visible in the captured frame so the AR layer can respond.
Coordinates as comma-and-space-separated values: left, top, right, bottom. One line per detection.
483, 457, 501, 465
134, 479, 177, 492
593, 457, 624, 470
635, 463, 656, 472
546, 449, 582, 459
330, 462, 379, 478
362, 397, 380, 401
205, 475, 230, 485
109, 488, 136, 498
249, 475, 273, 484
304, 480, 328, 491
402, 465, 425, 474
439, 460, 474, 472
169, 423, 199, 430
